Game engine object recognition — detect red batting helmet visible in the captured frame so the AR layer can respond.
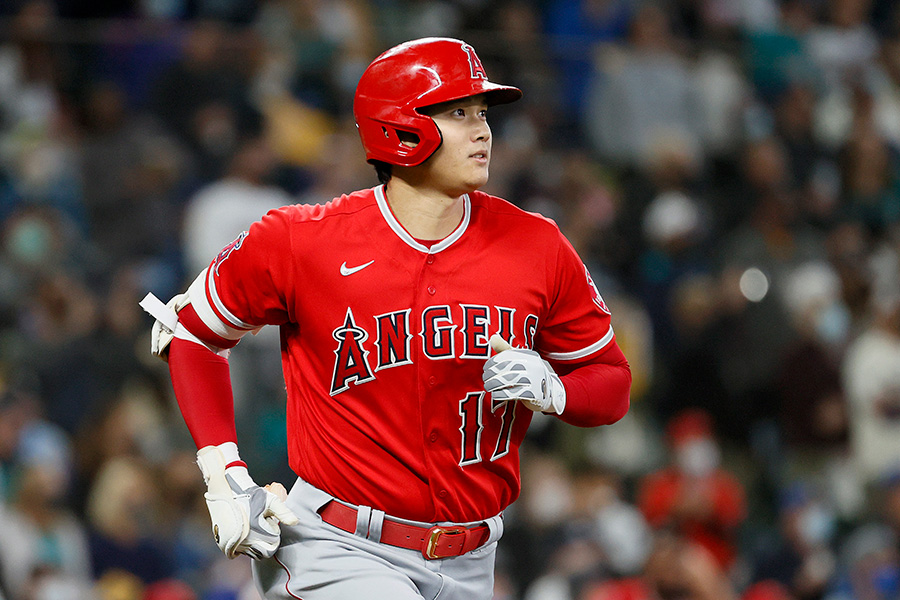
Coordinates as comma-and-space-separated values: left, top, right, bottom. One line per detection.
353, 37, 522, 167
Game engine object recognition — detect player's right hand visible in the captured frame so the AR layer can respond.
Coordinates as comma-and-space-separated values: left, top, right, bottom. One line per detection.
197, 444, 299, 559
483, 335, 567, 415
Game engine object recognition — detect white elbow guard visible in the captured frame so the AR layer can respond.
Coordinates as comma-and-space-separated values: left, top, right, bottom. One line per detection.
139, 291, 191, 361
140, 270, 239, 361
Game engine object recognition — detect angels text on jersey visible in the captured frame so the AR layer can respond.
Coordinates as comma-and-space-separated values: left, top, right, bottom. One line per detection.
330, 304, 538, 396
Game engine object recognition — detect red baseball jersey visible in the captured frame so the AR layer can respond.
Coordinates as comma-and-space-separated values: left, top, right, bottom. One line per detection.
188, 186, 616, 522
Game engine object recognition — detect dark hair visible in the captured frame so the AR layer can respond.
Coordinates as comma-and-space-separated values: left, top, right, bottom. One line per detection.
372, 160, 393, 185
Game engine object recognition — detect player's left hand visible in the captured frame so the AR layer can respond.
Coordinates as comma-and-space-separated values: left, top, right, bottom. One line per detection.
483, 335, 566, 414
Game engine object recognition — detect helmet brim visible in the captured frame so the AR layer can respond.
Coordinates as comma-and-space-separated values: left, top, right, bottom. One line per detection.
414, 81, 522, 114
482, 84, 523, 107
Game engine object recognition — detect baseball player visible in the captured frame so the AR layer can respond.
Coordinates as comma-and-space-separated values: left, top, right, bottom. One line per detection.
141, 37, 632, 599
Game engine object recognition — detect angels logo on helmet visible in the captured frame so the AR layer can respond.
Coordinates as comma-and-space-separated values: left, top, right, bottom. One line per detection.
462, 44, 487, 80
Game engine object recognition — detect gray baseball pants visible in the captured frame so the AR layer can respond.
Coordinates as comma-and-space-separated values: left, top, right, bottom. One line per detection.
252, 477, 504, 600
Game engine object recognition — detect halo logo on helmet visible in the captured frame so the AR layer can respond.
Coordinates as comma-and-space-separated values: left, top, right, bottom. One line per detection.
353, 37, 522, 168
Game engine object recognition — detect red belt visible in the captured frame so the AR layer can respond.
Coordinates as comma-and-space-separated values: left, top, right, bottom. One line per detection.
319, 500, 491, 560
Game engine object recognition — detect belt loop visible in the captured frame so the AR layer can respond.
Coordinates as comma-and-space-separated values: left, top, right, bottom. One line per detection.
483, 515, 504, 546
355, 505, 372, 537
367, 509, 385, 542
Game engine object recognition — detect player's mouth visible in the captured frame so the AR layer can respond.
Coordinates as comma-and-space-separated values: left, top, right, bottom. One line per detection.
470, 151, 489, 164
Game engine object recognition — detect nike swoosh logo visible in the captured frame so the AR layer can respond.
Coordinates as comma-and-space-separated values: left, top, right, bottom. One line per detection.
340, 260, 375, 276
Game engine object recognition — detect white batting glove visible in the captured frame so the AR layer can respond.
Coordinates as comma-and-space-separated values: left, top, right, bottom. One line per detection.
483, 335, 566, 415
196, 443, 299, 559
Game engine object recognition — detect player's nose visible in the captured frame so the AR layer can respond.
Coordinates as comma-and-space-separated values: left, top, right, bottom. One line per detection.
472, 124, 490, 143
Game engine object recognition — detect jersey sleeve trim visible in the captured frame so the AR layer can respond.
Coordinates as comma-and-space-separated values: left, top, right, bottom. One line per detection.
205, 267, 258, 331
187, 269, 255, 340
544, 325, 615, 361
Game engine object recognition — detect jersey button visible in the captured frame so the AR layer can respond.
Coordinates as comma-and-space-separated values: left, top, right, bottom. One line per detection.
438, 490, 448, 498
430, 432, 438, 442
427, 285, 436, 295
426, 255, 434, 264
428, 376, 437, 386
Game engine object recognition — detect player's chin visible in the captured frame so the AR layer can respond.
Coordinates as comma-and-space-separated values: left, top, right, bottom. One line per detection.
460, 179, 488, 195
465, 166, 490, 191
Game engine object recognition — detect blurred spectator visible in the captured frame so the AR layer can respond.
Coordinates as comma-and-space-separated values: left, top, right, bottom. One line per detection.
17, 268, 102, 433
543, 0, 632, 122
72, 386, 172, 516
871, 32, 900, 148
149, 20, 258, 181
637, 181, 710, 352
842, 289, 900, 487
772, 260, 861, 517
640, 529, 739, 600
510, 452, 577, 589
637, 409, 748, 572
878, 471, 900, 541
89, 264, 167, 403
827, 523, 900, 600
85, 457, 174, 585
93, 570, 144, 600
835, 96, 900, 234
0, 388, 36, 502
742, 0, 820, 104
0, 1, 86, 231
251, 0, 375, 117
751, 482, 839, 600
0, 2, 63, 131
291, 119, 373, 206
156, 450, 220, 592
649, 273, 734, 434
77, 79, 189, 266
708, 137, 829, 438
581, 529, 739, 600
518, 149, 622, 267
181, 132, 291, 275
775, 261, 850, 450
585, 3, 703, 169
693, 49, 750, 159
521, 465, 653, 600
483, 1, 558, 116
588, 470, 654, 579
771, 84, 842, 226
0, 462, 92, 600
199, 555, 261, 600
805, 0, 879, 95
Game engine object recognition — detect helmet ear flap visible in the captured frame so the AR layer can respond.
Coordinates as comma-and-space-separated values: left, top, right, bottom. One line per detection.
371, 119, 443, 167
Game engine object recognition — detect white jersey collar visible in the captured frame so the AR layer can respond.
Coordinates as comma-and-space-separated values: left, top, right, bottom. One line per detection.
375, 185, 471, 254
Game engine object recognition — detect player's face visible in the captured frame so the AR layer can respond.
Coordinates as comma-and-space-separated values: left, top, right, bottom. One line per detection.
419, 95, 492, 196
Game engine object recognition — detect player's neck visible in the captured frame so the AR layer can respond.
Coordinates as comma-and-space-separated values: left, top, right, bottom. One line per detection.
384, 178, 466, 241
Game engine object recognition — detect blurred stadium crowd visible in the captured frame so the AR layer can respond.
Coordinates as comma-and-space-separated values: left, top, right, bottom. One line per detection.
2, 0, 900, 599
